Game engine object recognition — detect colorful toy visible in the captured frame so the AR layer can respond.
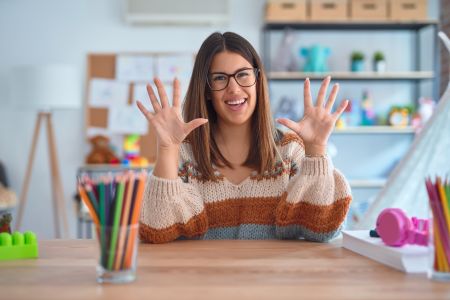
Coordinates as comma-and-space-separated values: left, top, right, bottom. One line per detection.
412, 97, 435, 132
123, 134, 149, 167
300, 44, 330, 73
360, 90, 376, 126
0, 231, 38, 260
388, 106, 411, 127
86, 135, 120, 165
376, 208, 429, 247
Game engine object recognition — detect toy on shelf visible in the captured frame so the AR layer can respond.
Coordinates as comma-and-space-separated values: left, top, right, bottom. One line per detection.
86, 135, 120, 165
0, 231, 38, 260
388, 106, 412, 127
338, 99, 361, 128
360, 90, 377, 126
274, 96, 299, 121
272, 28, 299, 72
300, 44, 330, 73
122, 134, 149, 167
412, 97, 435, 132
0, 213, 12, 234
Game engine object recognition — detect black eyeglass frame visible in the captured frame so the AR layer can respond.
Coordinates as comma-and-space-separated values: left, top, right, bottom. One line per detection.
206, 67, 260, 91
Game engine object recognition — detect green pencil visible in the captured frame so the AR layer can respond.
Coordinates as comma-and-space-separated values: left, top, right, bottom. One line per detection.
98, 181, 106, 267
107, 178, 125, 270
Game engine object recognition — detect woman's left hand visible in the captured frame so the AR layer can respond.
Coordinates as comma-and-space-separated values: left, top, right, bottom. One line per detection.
277, 76, 348, 156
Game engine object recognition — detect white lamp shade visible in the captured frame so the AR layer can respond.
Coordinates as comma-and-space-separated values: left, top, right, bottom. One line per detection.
10, 64, 81, 110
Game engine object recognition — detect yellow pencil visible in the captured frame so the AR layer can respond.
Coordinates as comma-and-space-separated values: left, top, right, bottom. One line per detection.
434, 221, 449, 272
437, 178, 450, 235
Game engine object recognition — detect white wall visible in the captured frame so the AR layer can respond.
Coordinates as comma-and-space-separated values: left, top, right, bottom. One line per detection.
0, 0, 439, 238
0, 0, 265, 238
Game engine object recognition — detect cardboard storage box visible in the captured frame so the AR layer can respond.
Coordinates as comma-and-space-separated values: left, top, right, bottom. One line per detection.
389, 0, 427, 21
351, 0, 388, 21
266, 0, 307, 22
310, 0, 349, 21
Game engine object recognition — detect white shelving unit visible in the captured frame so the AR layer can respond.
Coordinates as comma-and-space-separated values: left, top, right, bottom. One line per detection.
262, 21, 439, 226
269, 71, 434, 81
333, 126, 415, 134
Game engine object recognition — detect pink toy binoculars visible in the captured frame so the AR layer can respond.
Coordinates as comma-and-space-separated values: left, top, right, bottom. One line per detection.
376, 208, 429, 247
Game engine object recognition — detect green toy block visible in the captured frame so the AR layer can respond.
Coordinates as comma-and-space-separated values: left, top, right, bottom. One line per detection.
0, 231, 38, 260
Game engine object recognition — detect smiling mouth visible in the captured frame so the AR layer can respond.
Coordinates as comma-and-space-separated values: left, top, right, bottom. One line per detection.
225, 99, 247, 107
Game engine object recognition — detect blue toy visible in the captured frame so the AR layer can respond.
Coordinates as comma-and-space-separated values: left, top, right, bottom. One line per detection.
300, 45, 331, 73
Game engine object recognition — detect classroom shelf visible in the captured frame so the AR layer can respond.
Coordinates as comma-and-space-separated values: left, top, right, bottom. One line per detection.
268, 71, 434, 81
333, 126, 416, 135
264, 20, 439, 31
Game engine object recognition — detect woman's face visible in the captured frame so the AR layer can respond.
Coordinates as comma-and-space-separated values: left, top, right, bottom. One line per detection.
208, 51, 257, 127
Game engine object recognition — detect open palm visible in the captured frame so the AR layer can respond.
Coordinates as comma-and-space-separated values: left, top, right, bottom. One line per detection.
277, 76, 348, 156
136, 78, 208, 150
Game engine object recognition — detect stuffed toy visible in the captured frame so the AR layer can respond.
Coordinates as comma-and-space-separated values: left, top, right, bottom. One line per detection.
86, 135, 119, 164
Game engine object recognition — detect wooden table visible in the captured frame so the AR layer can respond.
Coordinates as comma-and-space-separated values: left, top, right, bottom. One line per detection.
0, 239, 449, 300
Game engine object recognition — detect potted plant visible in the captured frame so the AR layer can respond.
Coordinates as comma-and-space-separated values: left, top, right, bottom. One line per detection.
351, 51, 364, 72
373, 51, 386, 72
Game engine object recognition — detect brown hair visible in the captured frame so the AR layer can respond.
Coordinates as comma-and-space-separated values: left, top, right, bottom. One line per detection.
183, 32, 280, 180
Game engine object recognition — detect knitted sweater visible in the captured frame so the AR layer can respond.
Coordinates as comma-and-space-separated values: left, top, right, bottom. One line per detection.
139, 133, 352, 244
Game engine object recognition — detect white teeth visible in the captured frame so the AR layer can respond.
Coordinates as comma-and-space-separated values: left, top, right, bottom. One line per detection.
226, 99, 246, 105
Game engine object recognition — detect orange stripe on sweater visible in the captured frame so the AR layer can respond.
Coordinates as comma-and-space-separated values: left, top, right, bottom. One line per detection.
276, 193, 352, 233
139, 211, 208, 244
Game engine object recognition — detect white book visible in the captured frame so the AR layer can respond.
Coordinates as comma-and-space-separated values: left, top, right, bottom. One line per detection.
342, 230, 430, 273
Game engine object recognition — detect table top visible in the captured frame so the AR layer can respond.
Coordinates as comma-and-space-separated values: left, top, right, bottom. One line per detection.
0, 239, 449, 300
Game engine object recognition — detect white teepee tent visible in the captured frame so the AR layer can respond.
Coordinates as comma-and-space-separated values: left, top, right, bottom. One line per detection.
355, 32, 450, 229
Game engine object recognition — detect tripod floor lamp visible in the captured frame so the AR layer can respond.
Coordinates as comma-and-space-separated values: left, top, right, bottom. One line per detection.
10, 65, 81, 238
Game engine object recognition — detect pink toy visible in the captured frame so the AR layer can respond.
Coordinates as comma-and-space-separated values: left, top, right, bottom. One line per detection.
376, 208, 429, 247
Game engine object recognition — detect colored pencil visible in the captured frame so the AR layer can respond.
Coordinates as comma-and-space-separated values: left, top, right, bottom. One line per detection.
77, 185, 100, 226
107, 177, 125, 270
124, 172, 147, 268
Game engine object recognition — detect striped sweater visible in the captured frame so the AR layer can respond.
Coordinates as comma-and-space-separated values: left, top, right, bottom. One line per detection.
139, 133, 352, 244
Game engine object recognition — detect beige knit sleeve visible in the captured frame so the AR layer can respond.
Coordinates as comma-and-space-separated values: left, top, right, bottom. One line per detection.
139, 145, 208, 244
275, 140, 352, 242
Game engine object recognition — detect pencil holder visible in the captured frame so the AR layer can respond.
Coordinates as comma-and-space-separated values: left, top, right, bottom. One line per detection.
425, 177, 450, 281
76, 171, 147, 284
96, 224, 139, 284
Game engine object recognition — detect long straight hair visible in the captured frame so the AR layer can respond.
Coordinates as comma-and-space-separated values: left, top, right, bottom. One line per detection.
183, 32, 280, 180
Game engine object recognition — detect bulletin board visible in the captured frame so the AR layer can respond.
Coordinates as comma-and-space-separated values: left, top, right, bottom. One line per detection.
85, 52, 195, 163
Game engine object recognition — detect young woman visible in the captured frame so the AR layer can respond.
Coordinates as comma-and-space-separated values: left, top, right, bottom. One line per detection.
136, 32, 352, 244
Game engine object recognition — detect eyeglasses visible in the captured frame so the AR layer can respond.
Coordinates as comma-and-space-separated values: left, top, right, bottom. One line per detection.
207, 68, 259, 91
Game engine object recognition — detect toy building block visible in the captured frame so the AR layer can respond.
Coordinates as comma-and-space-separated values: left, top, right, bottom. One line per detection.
0, 231, 38, 260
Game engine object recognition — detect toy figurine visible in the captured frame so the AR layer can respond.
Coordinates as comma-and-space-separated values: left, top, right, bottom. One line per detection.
86, 135, 120, 164
412, 97, 435, 132
360, 90, 376, 126
123, 134, 149, 167
300, 44, 331, 73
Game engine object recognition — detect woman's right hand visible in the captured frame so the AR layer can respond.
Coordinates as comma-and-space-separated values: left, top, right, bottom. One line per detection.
137, 78, 208, 150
